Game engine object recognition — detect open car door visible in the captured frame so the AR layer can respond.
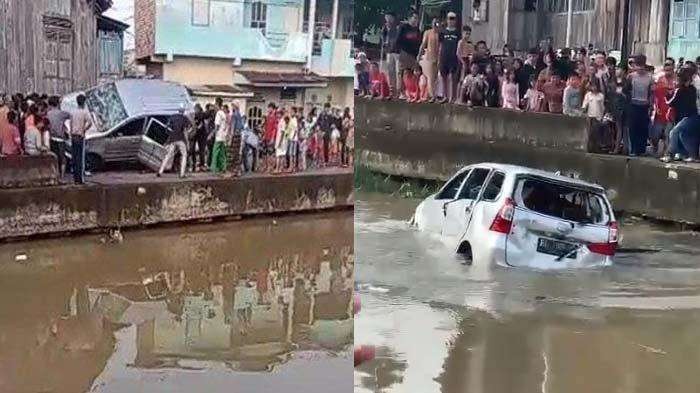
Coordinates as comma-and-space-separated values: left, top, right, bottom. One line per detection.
138, 117, 171, 172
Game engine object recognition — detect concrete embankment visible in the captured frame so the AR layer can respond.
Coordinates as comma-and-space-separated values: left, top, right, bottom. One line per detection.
0, 170, 353, 240
356, 98, 700, 224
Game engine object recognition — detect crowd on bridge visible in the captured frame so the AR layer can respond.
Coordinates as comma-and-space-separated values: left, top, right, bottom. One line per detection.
0, 91, 354, 184
355, 8, 700, 162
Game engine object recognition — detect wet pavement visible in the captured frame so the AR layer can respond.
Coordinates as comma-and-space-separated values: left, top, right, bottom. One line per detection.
355, 192, 700, 393
0, 212, 353, 393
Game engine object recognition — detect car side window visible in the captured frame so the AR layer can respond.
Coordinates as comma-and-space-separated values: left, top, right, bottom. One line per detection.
436, 170, 471, 200
481, 172, 505, 201
113, 118, 146, 137
457, 168, 490, 200
145, 118, 170, 145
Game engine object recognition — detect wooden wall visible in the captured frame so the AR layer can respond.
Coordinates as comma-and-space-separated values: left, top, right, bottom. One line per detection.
0, 0, 100, 95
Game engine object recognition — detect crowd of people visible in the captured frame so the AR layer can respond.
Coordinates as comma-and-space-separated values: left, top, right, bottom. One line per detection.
354, 10, 700, 161
0, 92, 93, 183
0, 92, 355, 183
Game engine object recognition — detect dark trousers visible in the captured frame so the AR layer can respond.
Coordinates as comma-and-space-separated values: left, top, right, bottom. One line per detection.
190, 132, 208, 170
340, 138, 348, 165
323, 134, 330, 163
242, 143, 257, 172
206, 137, 215, 167
71, 135, 85, 184
628, 104, 650, 155
50, 138, 65, 176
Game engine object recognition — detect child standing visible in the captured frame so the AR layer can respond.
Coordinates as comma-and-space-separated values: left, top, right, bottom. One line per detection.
582, 83, 609, 151
501, 71, 520, 110
456, 25, 474, 84
523, 77, 545, 112
330, 123, 341, 165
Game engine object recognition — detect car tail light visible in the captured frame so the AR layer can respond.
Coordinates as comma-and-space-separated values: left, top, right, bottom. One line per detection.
489, 198, 515, 234
587, 221, 618, 256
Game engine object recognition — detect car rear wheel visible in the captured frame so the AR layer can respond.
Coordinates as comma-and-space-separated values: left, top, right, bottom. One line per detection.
457, 241, 473, 265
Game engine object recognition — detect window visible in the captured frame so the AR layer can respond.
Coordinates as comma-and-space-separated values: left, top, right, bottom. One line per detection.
512, 0, 538, 11
546, 0, 594, 13
43, 28, 73, 93
672, 0, 700, 38
46, 0, 71, 16
437, 170, 471, 200
482, 172, 505, 201
247, 106, 264, 130
192, 0, 210, 26
515, 177, 610, 224
280, 87, 297, 101
457, 168, 490, 200
472, 0, 489, 22
113, 118, 146, 137
250, 1, 267, 35
146, 118, 170, 146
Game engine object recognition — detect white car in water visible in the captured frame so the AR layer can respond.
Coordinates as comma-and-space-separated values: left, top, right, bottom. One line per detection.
412, 163, 618, 269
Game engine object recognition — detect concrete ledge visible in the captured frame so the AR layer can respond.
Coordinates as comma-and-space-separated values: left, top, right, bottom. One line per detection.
356, 97, 594, 152
0, 155, 59, 189
359, 123, 700, 224
0, 171, 353, 239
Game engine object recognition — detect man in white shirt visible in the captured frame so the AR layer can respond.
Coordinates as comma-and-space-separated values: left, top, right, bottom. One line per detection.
210, 97, 228, 173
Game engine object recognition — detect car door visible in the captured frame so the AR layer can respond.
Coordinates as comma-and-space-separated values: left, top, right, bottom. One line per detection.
416, 168, 472, 233
442, 168, 491, 244
138, 117, 171, 172
104, 117, 146, 162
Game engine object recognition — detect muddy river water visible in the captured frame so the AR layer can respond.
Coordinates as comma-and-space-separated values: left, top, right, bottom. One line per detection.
355, 192, 700, 393
0, 212, 353, 393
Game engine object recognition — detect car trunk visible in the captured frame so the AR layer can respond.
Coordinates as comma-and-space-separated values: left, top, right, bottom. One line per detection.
505, 175, 615, 268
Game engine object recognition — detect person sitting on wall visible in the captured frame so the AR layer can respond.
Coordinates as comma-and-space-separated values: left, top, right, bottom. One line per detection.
369, 62, 391, 99
0, 110, 23, 156
24, 116, 49, 156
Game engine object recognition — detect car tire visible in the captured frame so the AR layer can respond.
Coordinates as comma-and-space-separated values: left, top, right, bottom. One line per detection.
86, 154, 104, 172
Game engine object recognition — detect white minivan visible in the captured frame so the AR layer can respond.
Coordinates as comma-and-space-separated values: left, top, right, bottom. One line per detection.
413, 163, 618, 269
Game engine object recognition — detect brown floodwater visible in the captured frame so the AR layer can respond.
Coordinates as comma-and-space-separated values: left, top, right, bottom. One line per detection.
355, 192, 700, 393
0, 212, 353, 393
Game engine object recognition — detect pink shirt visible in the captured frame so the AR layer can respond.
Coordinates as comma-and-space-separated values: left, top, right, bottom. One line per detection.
1, 123, 22, 155
501, 81, 520, 109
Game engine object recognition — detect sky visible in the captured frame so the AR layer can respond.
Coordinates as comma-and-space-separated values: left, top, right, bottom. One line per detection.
104, 0, 135, 49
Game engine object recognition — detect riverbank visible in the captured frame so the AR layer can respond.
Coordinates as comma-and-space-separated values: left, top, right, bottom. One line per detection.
356, 98, 700, 225
0, 168, 353, 240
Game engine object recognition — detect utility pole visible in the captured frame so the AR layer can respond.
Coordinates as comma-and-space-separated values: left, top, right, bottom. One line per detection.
331, 0, 339, 39
306, 0, 317, 70
620, 0, 631, 64
565, 0, 574, 48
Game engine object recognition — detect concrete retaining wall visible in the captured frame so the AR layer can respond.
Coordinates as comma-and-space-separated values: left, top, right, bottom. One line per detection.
356, 97, 595, 152
358, 101, 700, 224
0, 172, 353, 239
0, 155, 59, 189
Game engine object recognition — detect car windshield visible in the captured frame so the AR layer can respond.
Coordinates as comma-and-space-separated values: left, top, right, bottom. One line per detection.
514, 177, 610, 224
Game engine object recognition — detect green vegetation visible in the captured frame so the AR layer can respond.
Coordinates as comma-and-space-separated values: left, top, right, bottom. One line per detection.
354, 165, 441, 199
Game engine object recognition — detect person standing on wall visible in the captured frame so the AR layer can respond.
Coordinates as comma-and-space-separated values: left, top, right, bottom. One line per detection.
625, 55, 655, 157
210, 97, 229, 174
396, 11, 422, 100
69, 94, 93, 185
46, 96, 70, 177
157, 104, 190, 178
417, 18, 440, 102
317, 103, 334, 165
438, 12, 460, 104
381, 12, 401, 99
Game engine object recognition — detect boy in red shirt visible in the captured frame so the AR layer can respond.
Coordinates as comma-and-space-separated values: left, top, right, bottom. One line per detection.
262, 104, 279, 173
369, 62, 391, 99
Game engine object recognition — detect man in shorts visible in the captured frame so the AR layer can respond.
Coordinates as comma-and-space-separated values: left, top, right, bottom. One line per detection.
438, 12, 460, 103
396, 11, 421, 99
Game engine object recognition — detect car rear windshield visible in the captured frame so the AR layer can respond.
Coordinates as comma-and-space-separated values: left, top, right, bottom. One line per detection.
513, 177, 611, 224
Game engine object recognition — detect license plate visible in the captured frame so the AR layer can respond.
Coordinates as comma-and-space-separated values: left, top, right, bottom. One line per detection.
537, 238, 578, 259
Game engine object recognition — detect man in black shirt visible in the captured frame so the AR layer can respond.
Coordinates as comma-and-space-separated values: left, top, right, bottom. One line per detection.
157, 105, 191, 178
381, 12, 400, 99
396, 11, 421, 99
317, 103, 334, 164
438, 12, 460, 103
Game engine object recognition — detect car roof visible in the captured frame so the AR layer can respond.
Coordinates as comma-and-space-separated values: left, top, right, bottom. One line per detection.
464, 163, 605, 191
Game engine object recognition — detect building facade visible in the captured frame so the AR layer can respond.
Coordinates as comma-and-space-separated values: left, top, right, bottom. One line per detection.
460, 0, 693, 66
0, 0, 124, 95
135, 0, 353, 128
